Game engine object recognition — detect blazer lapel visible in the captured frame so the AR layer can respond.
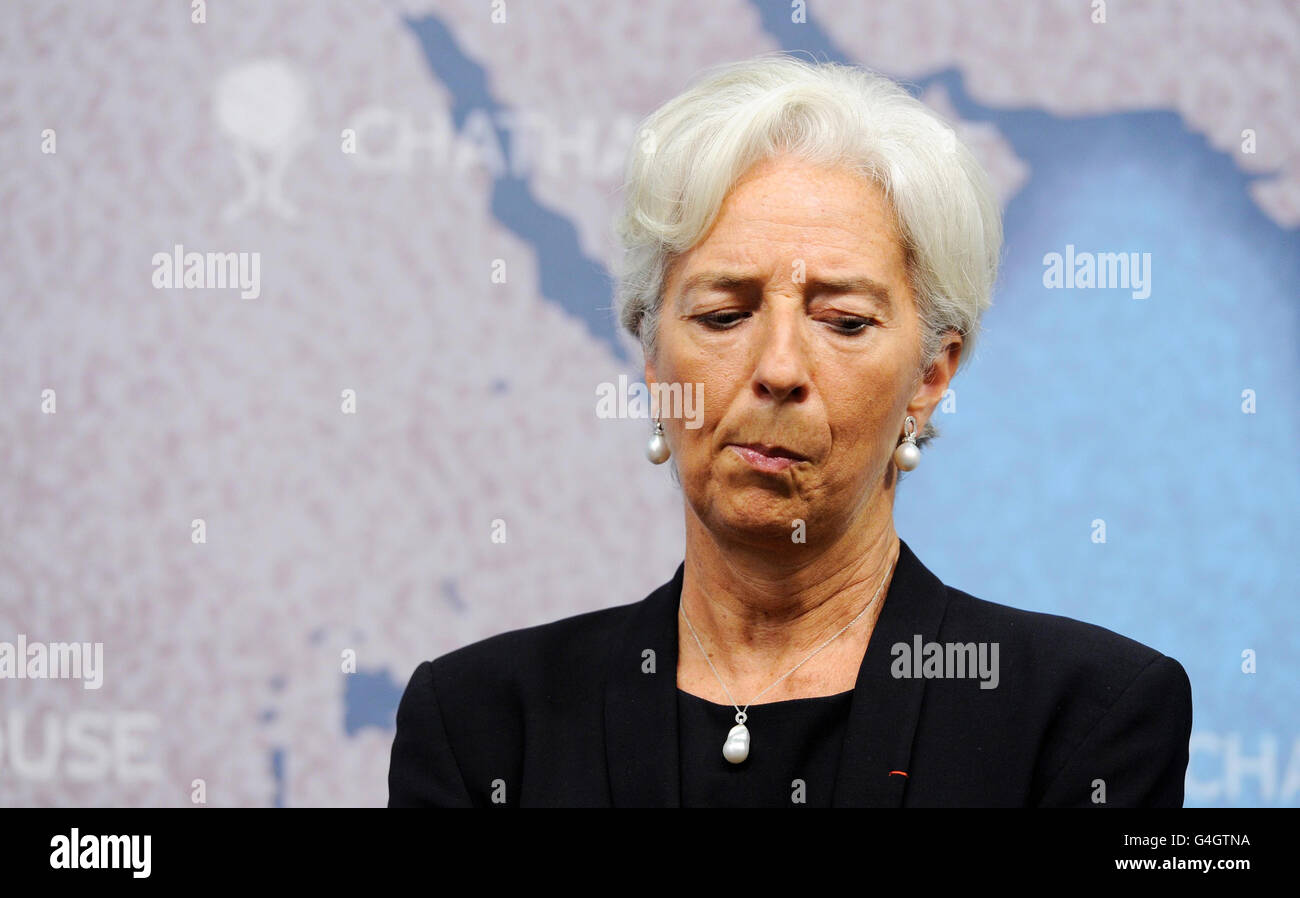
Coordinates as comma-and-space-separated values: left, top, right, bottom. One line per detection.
604, 562, 685, 807
604, 537, 951, 808
831, 537, 951, 807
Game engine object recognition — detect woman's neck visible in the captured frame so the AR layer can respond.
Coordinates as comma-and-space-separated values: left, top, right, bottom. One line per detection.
676, 510, 900, 703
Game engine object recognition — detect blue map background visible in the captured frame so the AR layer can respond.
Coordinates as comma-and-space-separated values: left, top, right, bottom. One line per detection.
2, 0, 1293, 809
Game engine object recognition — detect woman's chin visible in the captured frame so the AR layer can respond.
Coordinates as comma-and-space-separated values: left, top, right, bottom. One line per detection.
704, 497, 817, 546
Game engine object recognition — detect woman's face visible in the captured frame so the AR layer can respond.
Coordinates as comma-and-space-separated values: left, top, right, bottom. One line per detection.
647, 154, 959, 548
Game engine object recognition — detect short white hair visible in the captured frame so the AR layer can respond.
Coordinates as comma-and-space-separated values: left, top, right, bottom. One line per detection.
614, 53, 1003, 448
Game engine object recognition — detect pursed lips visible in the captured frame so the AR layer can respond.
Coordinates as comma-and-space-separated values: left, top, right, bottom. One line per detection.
726, 443, 810, 472
729, 442, 807, 460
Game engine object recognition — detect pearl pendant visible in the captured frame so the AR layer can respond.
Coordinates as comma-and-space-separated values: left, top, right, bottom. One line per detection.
893, 440, 920, 472
723, 723, 750, 764
646, 430, 671, 464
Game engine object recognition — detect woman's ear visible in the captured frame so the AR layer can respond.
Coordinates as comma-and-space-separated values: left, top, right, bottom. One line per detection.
907, 331, 962, 422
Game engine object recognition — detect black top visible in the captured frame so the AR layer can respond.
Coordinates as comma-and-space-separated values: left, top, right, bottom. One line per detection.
677, 688, 855, 808
388, 538, 1193, 807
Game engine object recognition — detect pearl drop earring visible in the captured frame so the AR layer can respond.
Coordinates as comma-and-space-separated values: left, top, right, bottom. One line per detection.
646, 417, 671, 464
893, 415, 920, 471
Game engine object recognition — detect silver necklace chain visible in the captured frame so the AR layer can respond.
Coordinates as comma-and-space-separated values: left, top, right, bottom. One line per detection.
678, 542, 899, 724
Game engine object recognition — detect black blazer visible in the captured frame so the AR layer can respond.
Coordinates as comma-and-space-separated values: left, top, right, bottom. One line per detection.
388, 538, 1193, 807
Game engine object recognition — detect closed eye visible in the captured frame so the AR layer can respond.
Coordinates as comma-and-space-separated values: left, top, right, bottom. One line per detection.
824, 317, 877, 335
697, 311, 750, 330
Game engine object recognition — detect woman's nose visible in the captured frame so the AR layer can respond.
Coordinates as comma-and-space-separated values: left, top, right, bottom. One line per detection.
751, 303, 809, 403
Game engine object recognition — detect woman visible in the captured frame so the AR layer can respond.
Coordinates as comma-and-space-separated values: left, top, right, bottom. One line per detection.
388, 54, 1192, 808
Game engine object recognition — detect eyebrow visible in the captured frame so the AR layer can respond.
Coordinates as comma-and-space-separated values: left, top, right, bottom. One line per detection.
678, 272, 894, 312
